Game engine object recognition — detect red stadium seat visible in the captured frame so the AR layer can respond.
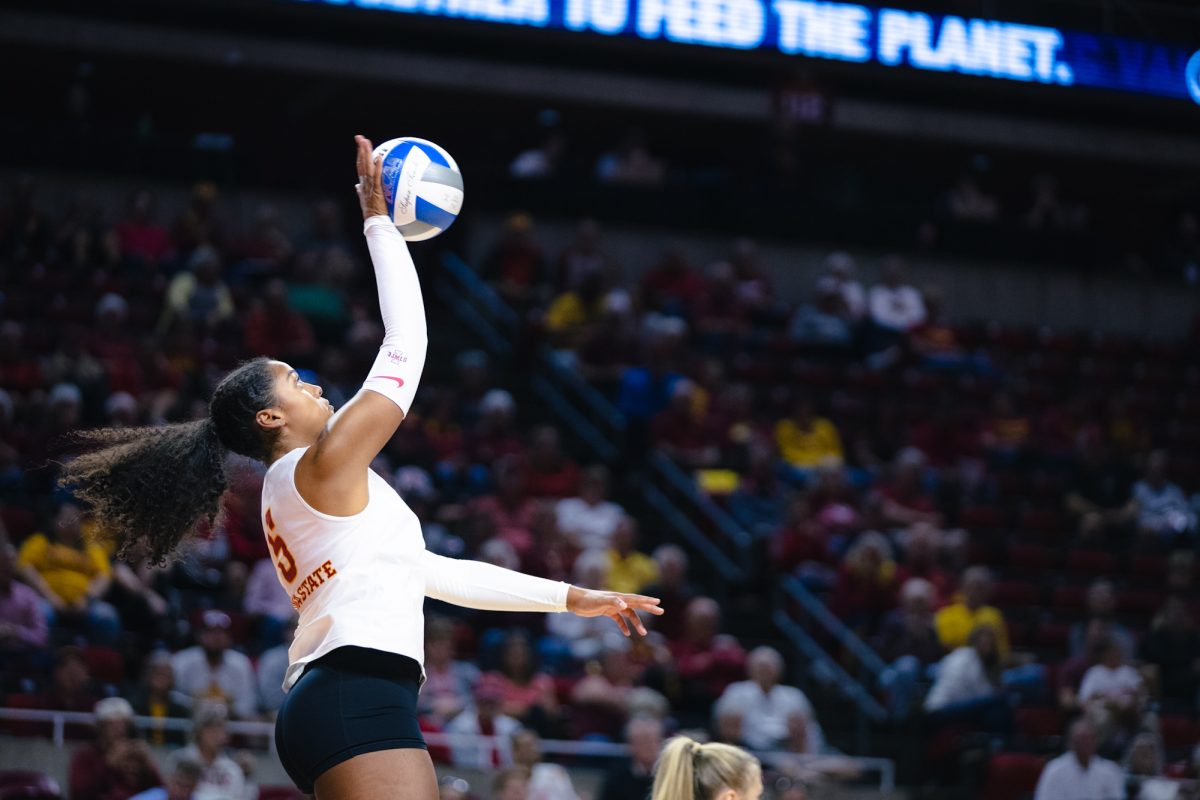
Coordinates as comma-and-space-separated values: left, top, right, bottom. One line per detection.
1015, 706, 1064, 740
1051, 586, 1088, 615
1019, 509, 1069, 538
1118, 589, 1165, 617
257, 787, 303, 800
993, 580, 1040, 609
1034, 622, 1070, 653
1008, 544, 1056, 571
1159, 716, 1200, 750
1065, 550, 1116, 577
82, 646, 124, 687
960, 506, 1004, 532
1131, 554, 1167, 583
981, 752, 1046, 800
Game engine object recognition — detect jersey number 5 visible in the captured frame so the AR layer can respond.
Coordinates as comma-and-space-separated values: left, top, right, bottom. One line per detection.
264, 508, 298, 583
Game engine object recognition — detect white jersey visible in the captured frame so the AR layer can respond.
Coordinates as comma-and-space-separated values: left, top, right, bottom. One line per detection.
262, 446, 571, 691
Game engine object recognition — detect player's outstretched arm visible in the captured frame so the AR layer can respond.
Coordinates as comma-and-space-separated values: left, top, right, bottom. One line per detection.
296, 135, 426, 516
422, 550, 663, 636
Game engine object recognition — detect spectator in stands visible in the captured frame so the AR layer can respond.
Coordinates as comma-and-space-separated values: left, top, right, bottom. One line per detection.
822, 252, 866, 320
712, 702, 747, 747
544, 271, 610, 349
172, 181, 225, 254
446, 675, 523, 768
570, 635, 637, 737
730, 238, 774, 321
0, 321, 44, 393
924, 624, 1010, 736
115, 189, 172, 266
510, 131, 566, 180
131, 652, 192, 747
577, 292, 640, 386
18, 502, 120, 644
483, 212, 546, 308
487, 631, 560, 734
255, 619, 295, 718
946, 173, 999, 223
470, 390, 524, 466
128, 755, 204, 800
547, 549, 613, 661
472, 456, 536, 557
606, 515, 659, 594
1069, 579, 1135, 661
1131, 449, 1196, 544
642, 545, 698, 640
653, 379, 719, 469
934, 566, 1009, 660
694, 261, 748, 342
555, 464, 625, 550
1066, 437, 1137, 543
868, 257, 926, 334
874, 448, 942, 529
522, 425, 580, 498
980, 392, 1032, 464
555, 218, 612, 293
1058, 621, 1110, 718
832, 532, 898, 633
159, 246, 234, 333
0, 539, 48, 655
616, 318, 686, 425
787, 277, 855, 352
640, 246, 704, 317
595, 129, 666, 187
598, 716, 663, 800
774, 395, 844, 479
492, 766, 532, 800
1033, 719, 1124, 800
669, 597, 748, 718
876, 578, 944, 718
771, 495, 836, 587
1123, 732, 1175, 800
894, 523, 954, 605
728, 444, 790, 539
419, 616, 480, 727
177, 703, 246, 800
242, 278, 316, 363
1079, 637, 1147, 754
1139, 596, 1200, 715
70, 697, 161, 800
171, 610, 257, 719
243, 557, 297, 647
715, 646, 824, 753
1024, 173, 1087, 232
40, 645, 98, 714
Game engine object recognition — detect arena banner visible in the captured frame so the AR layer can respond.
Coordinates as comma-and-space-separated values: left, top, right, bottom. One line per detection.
296, 0, 1200, 106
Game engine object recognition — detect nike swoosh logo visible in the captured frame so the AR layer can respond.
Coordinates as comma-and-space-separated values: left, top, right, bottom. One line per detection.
375, 376, 405, 387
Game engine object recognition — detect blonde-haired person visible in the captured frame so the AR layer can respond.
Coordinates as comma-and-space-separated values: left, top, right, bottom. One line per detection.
651, 736, 763, 800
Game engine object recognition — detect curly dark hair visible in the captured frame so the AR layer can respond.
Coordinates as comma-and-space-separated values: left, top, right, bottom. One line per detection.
59, 358, 280, 563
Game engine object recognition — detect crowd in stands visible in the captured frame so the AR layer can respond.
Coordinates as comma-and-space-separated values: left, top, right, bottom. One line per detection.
482, 210, 1200, 794
0, 176, 841, 799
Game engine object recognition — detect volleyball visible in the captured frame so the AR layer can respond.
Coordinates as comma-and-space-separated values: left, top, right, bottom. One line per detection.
371, 137, 464, 241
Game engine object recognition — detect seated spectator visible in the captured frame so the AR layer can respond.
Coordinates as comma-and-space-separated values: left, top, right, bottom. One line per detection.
177, 703, 247, 800
555, 465, 625, 550
131, 652, 193, 747
1124, 733, 1174, 800
472, 457, 536, 556
577, 293, 639, 386
774, 395, 844, 477
1034, 719, 1125, 800
555, 218, 612, 293
712, 702, 747, 747
1139, 596, 1200, 715
570, 634, 637, 737
728, 444, 790, 539
653, 379, 720, 469
924, 624, 1010, 735
0, 539, 48, 655
980, 392, 1032, 463
512, 726, 581, 800
1132, 450, 1196, 544
894, 523, 954, 605
946, 172, 999, 223
875, 578, 944, 718
171, 610, 257, 719
615, 322, 686, 424
544, 272, 610, 349
522, 501, 576, 581
873, 448, 942, 528
547, 549, 613, 661
822, 252, 866, 320
0, 321, 43, 393
771, 495, 835, 584
522, 426, 580, 498
242, 278, 316, 363
694, 261, 747, 339
641, 545, 698, 640
1069, 579, 1135, 661
128, 755, 204, 800
595, 129, 666, 187
470, 390, 524, 466
606, 516, 659, 595
639, 246, 703, 316
597, 716, 663, 800
492, 767, 532, 800
70, 697, 161, 800
787, 277, 854, 351
831, 532, 898, 633
243, 558, 297, 646
255, 619, 295, 718
486, 631, 560, 734
510, 131, 566, 180
18, 502, 119, 644
1066, 437, 1137, 543
446, 675, 523, 768
1024, 173, 1087, 232
669, 597, 747, 718
106, 558, 170, 642
934, 567, 1010, 660
483, 213, 546, 308
115, 189, 172, 266
908, 286, 980, 373
1079, 638, 1147, 754
419, 616, 480, 727
159, 246, 234, 333
39, 645, 99, 714
868, 257, 926, 335
1058, 621, 1110, 717
715, 646, 824, 752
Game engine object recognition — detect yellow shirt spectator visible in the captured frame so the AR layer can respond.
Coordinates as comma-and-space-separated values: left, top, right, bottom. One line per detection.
18, 532, 111, 606
935, 601, 1010, 660
606, 549, 660, 595
774, 416, 843, 469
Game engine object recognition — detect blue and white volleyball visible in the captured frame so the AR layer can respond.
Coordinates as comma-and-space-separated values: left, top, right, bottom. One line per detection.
371, 137, 464, 241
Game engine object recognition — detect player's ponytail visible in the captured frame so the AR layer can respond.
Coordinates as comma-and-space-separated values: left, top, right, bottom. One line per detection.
59, 358, 280, 563
651, 736, 760, 800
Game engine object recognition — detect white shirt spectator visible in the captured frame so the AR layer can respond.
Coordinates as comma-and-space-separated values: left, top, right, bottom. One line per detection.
868, 283, 926, 332
1034, 752, 1124, 800
444, 710, 522, 768
528, 763, 581, 800
555, 497, 625, 550
1133, 480, 1196, 535
924, 647, 994, 711
256, 643, 290, 714
1079, 664, 1143, 703
243, 559, 296, 621
177, 744, 246, 800
172, 647, 257, 720
715, 680, 825, 753
838, 280, 866, 320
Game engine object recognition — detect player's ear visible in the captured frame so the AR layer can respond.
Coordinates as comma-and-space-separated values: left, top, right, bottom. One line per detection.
256, 408, 286, 430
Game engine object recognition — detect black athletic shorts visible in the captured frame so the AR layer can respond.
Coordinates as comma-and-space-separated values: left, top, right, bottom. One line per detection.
275, 645, 426, 793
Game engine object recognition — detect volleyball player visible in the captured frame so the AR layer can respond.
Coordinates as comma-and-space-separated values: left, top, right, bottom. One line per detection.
61, 135, 663, 799
651, 736, 763, 800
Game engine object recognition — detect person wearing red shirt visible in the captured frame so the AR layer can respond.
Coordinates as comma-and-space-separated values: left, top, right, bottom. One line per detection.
243, 279, 316, 363
668, 596, 747, 719
70, 698, 161, 800
115, 190, 171, 266
640, 247, 705, 317
894, 523, 955, 607
472, 458, 537, 557
522, 426, 580, 498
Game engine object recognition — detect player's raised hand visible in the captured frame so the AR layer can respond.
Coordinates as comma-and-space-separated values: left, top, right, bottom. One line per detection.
354, 134, 388, 220
566, 586, 664, 637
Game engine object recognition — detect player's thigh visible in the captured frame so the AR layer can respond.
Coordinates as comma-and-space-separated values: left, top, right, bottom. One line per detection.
313, 748, 438, 800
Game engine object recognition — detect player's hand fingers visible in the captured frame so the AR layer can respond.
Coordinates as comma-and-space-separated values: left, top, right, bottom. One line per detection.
373, 154, 385, 195
623, 595, 664, 614
611, 611, 631, 637
355, 135, 368, 179
623, 607, 647, 636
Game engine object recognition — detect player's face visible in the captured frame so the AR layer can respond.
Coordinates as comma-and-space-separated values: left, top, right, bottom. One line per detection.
268, 361, 333, 441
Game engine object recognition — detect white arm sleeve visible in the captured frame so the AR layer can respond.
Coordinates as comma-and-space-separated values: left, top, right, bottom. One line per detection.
422, 551, 571, 613
361, 215, 428, 416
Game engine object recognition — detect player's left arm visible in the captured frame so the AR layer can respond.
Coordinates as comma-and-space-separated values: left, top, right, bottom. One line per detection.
421, 550, 662, 636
